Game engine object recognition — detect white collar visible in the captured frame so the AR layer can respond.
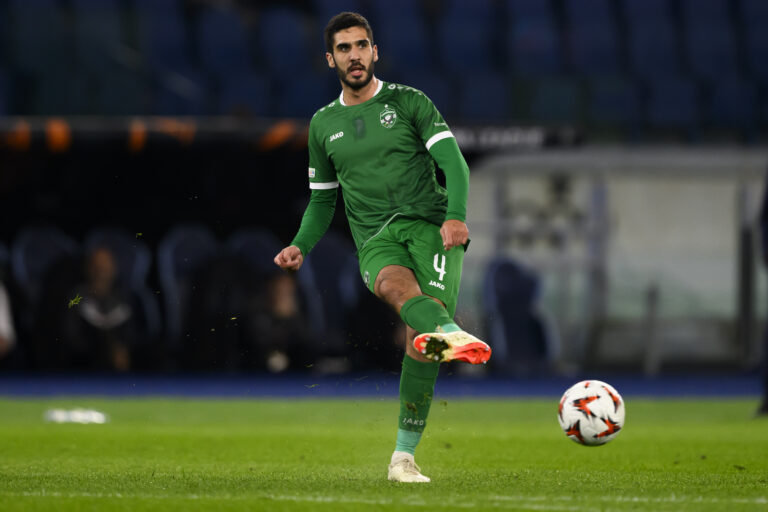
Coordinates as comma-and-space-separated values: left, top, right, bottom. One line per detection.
339, 77, 383, 106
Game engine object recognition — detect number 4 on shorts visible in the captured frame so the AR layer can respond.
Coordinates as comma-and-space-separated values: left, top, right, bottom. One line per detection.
433, 253, 446, 281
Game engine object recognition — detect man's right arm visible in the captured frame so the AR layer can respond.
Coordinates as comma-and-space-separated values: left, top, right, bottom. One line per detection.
274, 187, 336, 270
275, 113, 338, 271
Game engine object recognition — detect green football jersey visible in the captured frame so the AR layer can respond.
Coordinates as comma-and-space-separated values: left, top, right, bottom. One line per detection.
307, 79, 457, 251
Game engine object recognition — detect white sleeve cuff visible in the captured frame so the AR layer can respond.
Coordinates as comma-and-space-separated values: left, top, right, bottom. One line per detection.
309, 181, 339, 190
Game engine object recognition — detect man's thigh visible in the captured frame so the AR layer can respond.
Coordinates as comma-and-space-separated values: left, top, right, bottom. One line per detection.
399, 219, 464, 317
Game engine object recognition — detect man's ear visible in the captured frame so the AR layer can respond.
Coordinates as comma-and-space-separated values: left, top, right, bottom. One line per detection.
373, 44, 379, 63
326, 52, 336, 68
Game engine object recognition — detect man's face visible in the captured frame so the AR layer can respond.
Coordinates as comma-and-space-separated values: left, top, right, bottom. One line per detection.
326, 26, 378, 90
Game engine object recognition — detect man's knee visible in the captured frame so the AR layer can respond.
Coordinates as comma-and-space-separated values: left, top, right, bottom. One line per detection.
374, 266, 420, 309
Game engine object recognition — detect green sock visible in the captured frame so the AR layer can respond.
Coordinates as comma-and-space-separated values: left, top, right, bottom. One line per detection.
396, 354, 440, 454
395, 429, 422, 455
399, 295, 460, 334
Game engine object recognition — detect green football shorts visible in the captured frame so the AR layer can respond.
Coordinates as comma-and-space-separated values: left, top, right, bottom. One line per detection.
357, 216, 465, 317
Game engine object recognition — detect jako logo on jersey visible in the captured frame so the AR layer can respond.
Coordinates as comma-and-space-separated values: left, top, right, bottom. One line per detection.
428, 280, 445, 290
402, 418, 425, 426
380, 105, 397, 129
329, 131, 344, 142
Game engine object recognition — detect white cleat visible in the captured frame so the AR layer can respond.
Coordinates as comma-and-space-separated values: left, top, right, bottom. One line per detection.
387, 453, 431, 483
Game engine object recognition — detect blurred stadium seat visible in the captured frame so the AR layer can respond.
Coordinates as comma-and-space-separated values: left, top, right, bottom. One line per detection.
645, 76, 701, 131
11, 226, 79, 305
370, 1, 430, 75
564, 0, 620, 75
528, 77, 582, 124
71, 0, 125, 69
7, 0, 69, 76
626, 18, 681, 79
437, 0, 496, 74
403, 72, 456, 120
567, 24, 622, 76
275, 71, 335, 118
622, 0, 672, 22
587, 76, 642, 129
154, 67, 211, 116
196, 4, 253, 76
564, 0, 614, 26
705, 77, 759, 136
506, 17, 563, 78
482, 257, 557, 374
679, 0, 730, 24
457, 72, 510, 122
314, 0, 365, 27
217, 71, 271, 117
157, 224, 220, 347
0, 71, 8, 116
683, 23, 739, 81
257, 8, 314, 76
742, 18, 768, 83
506, 0, 553, 21
135, 0, 193, 71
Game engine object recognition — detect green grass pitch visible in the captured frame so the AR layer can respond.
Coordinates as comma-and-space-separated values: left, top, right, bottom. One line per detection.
0, 397, 766, 511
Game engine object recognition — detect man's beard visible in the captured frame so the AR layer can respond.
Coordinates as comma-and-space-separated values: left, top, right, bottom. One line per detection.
336, 60, 375, 90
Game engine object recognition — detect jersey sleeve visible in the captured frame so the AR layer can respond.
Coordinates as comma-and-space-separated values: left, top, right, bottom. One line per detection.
408, 90, 454, 151
408, 90, 469, 223
307, 115, 339, 190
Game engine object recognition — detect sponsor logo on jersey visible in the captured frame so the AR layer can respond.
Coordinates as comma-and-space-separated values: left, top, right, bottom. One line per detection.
428, 280, 445, 290
380, 105, 397, 129
329, 131, 344, 142
402, 418, 425, 426
308, 167, 316, 178
363, 270, 370, 287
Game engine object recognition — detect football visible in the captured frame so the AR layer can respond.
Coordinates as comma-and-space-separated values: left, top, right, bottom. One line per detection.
558, 380, 625, 446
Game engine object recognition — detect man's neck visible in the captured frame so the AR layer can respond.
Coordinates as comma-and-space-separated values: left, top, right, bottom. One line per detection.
342, 76, 379, 106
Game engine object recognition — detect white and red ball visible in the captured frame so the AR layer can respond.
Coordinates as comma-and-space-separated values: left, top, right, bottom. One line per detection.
557, 380, 625, 446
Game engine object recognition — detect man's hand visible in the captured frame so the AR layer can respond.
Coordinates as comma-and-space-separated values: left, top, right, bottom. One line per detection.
440, 219, 468, 251
274, 245, 304, 271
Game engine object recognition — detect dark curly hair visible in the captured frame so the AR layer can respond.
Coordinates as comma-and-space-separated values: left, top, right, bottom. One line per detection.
324, 12, 374, 54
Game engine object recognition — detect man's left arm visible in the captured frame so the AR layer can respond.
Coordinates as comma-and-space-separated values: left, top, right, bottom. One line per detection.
428, 137, 470, 250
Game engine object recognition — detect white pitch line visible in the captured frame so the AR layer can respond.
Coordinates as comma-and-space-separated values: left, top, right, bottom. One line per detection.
4, 491, 767, 510
3, 491, 592, 512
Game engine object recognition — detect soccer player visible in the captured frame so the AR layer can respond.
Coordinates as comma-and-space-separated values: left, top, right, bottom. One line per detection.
274, 12, 491, 482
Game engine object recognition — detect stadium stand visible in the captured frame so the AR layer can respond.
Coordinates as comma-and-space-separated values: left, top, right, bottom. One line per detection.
0, 0, 764, 138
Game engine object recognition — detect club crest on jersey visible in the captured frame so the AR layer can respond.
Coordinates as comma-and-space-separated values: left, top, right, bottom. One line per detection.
379, 105, 397, 129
